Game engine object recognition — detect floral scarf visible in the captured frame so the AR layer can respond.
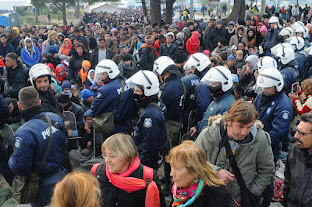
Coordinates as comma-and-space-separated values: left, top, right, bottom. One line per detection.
172, 179, 204, 207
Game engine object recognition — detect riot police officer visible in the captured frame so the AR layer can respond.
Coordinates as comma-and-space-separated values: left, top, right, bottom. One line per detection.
91, 59, 134, 136
126, 70, 167, 170
9, 86, 67, 207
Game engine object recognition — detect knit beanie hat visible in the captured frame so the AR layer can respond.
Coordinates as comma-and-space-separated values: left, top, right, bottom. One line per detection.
260, 26, 267, 33
177, 22, 184, 29
57, 92, 70, 103
227, 54, 235, 60
81, 89, 93, 101
216, 19, 223, 25
174, 52, 188, 64
62, 80, 71, 91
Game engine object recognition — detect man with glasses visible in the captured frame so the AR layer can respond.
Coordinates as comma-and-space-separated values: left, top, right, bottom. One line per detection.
283, 112, 312, 207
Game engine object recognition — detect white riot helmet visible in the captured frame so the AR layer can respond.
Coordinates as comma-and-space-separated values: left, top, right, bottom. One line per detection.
279, 27, 294, 38
269, 16, 281, 28
293, 21, 308, 38
153, 56, 176, 75
95, 59, 120, 82
201, 66, 233, 92
126, 70, 159, 96
183, 53, 211, 72
256, 56, 278, 72
289, 36, 305, 51
257, 68, 284, 92
271, 43, 293, 57
29, 63, 51, 86
276, 46, 296, 65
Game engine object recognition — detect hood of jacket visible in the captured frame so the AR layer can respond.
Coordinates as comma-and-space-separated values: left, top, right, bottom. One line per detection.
235, 25, 246, 35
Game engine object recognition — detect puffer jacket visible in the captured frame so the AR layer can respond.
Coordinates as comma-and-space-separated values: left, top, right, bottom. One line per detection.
283, 145, 312, 207
229, 26, 248, 48
195, 115, 275, 203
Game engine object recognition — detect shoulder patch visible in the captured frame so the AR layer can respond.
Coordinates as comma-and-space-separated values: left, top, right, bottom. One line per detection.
282, 111, 290, 120
144, 118, 152, 128
15, 137, 22, 148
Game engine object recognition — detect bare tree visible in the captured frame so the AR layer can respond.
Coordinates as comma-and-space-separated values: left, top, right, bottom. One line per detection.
227, 0, 246, 23
150, 0, 161, 23
165, 0, 176, 24
141, 0, 148, 17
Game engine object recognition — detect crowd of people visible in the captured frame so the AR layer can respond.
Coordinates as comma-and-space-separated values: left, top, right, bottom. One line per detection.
1, 4, 312, 207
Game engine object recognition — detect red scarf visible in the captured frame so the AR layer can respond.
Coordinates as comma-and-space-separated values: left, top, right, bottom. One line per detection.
106, 157, 160, 207
190, 31, 200, 46
55, 66, 65, 82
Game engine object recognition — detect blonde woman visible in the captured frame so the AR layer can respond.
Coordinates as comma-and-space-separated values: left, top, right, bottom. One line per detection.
166, 140, 238, 207
91, 133, 165, 207
50, 171, 101, 207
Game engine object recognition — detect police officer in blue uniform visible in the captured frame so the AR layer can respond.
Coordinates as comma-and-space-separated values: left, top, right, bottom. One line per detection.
253, 68, 293, 163
289, 36, 308, 79
126, 70, 167, 170
91, 59, 134, 136
275, 45, 298, 94
182, 52, 212, 123
8, 86, 67, 207
190, 66, 235, 136
153, 56, 185, 192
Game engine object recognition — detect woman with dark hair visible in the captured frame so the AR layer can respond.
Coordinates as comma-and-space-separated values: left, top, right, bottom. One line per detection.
68, 42, 90, 81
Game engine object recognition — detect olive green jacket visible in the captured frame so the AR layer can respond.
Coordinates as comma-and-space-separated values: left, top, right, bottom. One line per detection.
195, 115, 275, 203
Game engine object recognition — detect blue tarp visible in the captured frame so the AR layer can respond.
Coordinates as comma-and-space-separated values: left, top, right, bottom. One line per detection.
0, 16, 9, 28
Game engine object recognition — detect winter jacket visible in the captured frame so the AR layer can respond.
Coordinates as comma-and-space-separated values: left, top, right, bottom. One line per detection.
138, 43, 156, 71
209, 26, 226, 51
21, 45, 41, 68
198, 92, 235, 132
283, 145, 312, 207
93, 162, 166, 207
203, 25, 215, 50
0, 94, 9, 126
182, 184, 238, 207
118, 61, 138, 79
159, 43, 177, 59
0, 42, 15, 58
229, 26, 248, 48
195, 115, 275, 203
68, 51, 90, 80
253, 92, 293, 162
90, 47, 114, 68
91, 78, 134, 134
160, 73, 185, 122
293, 92, 312, 116
260, 28, 282, 50
39, 89, 64, 118
134, 102, 167, 165
3, 61, 28, 98
9, 111, 67, 176
211, 46, 232, 60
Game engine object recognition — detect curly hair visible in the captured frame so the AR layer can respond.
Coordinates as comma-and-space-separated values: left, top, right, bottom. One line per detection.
301, 78, 312, 96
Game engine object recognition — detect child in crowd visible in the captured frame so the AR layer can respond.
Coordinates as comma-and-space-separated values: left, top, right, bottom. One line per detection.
78, 60, 92, 90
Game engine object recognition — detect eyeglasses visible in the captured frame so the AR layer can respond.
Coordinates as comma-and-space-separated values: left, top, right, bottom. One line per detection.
296, 129, 312, 137
102, 154, 117, 159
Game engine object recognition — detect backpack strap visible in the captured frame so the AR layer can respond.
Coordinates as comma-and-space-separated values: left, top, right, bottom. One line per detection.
90, 163, 102, 176
143, 165, 153, 187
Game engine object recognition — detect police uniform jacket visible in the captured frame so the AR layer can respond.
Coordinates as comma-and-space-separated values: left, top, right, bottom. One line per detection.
160, 74, 184, 122
91, 78, 134, 134
134, 102, 167, 164
9, 112, 67, 176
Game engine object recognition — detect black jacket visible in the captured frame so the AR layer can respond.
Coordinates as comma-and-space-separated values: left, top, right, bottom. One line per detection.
3, 61, 28, 98
90, 47, 114, 69
68, 51, 90, 80
139, 44, 156, 71
209, 27, 226, 51
88, 36, 97, 50
175, 185, 238, 207
159, 43, 177, 60
39, 89, 63, 118
95, 163, 166, 207
284, 145, 312, 207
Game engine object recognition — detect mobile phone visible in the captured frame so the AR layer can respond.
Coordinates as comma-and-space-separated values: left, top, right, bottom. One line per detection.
291, 82, 299, 94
